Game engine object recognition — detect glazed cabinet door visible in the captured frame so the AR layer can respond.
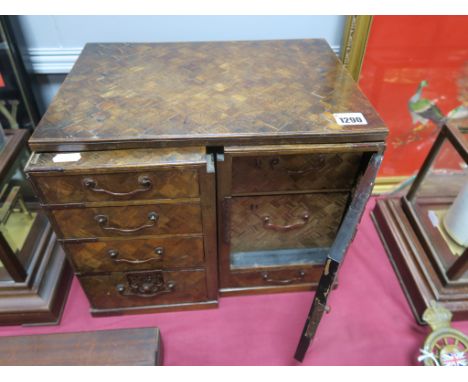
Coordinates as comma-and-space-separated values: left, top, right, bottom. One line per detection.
216, 143, 379, 294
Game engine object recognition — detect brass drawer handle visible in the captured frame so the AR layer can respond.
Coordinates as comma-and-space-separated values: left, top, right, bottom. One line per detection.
116, 270, 175, 297
261, 270, 306, 285
107, 247, 164, 264
116, 281, 175, 297
82, 175, 152, 197
95, 211, 158, 233
262, 212, 309, 231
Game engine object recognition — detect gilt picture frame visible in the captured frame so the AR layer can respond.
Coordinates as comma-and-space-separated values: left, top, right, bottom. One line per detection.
349, 16, 468, 193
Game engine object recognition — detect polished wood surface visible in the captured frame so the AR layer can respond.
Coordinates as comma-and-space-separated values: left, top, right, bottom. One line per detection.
217, 143, 375, 294
26, 146, 206, 172
29, 40, 387, 152
51, 202, 203, 239
79, 269, 208, 309
26, 146, 217, 316
25, 40, 388, 314
230, 193, 348, 252
198, 156, 219, 302
0, 327, 162, 365
231, 152, 362, 194
32, 169, 200, 204
65, 236, 205, 273
372, 198, 468, 323
0, 229, 73, 325
228, 265, 324, 289
25, 147, 205, 205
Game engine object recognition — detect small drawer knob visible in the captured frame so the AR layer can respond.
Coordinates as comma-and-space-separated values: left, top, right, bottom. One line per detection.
108, 249, 119, 259
167, 281, 176, 290
138, 175, 152, 187
95, 215, 108, 225
83, 178, 97, 188
148, 212, 159, 222
116, 284, 125, 294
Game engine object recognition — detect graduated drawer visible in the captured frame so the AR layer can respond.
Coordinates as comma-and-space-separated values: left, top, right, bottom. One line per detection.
31, 170, 199, 204
228, 193, 349, 253
231, 151, 363, 194
51, 202, 202, 239
79, 269, 208, 309
228, 266, 323, 289
65, 236, 205, 273
25, 146, 207, 204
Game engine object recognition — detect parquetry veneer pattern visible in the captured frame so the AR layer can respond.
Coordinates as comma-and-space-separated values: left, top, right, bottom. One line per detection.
26, 40, 387, 315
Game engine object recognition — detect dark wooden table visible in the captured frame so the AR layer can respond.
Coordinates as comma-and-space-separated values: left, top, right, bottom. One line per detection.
0, 327, 162, 365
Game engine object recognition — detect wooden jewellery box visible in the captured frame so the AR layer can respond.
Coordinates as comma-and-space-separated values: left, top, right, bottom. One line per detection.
25, 40, 388, 316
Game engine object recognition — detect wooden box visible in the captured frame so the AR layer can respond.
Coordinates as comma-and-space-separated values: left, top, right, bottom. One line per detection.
0, 327, 162, 365
25, 40, 387, 314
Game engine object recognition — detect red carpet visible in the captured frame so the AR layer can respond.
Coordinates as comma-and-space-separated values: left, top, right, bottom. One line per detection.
1, 197, 467, 365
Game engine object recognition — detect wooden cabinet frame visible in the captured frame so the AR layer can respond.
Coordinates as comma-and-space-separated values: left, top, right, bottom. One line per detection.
216, 142, 384, 295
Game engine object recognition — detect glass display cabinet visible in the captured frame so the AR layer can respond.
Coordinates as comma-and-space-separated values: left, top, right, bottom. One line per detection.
0, 129, 72, 325
373, 120, 468, 323
0, 132, 38, 283
0, 16, 40, 131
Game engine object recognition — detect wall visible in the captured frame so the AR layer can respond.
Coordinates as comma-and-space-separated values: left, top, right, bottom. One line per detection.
14, 16, 346, 112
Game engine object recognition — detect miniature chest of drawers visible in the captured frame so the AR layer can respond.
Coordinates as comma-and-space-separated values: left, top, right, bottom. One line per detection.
25, 40, 387, 316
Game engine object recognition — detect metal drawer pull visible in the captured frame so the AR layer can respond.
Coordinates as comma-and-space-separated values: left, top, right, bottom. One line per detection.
262, 212, 309, 231
116, 281, 175, 297
108, 247, 164, 264
116, 271, 175, 297
95, 211, 158, 233
82, 175, 152, 197
261, 270, 306, 284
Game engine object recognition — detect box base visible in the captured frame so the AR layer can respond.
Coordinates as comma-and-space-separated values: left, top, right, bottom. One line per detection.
372, 198, 468, 324
90, 300, 218, 317
0, 227, 73, 326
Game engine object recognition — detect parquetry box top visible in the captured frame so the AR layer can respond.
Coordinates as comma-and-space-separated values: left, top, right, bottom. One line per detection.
29, 39, 388, 152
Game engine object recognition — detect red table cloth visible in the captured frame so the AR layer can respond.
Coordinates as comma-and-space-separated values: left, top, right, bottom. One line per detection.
1, 197, 467, 365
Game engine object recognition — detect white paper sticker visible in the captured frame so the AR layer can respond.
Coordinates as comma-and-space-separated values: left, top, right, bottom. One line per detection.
52, 153, 81, 163
333, 113, 368, 126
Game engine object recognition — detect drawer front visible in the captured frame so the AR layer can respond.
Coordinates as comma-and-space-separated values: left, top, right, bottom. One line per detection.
65, 236, 205, 273
228, 266, 323, 288
52, 203, 202, 239
231, 152, 363, 193
33, 169, 199, 204
79, 269, 208, 309
229, 193, 348, 253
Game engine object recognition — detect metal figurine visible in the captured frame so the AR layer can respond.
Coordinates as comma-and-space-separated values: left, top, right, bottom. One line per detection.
418, 301, 468, 366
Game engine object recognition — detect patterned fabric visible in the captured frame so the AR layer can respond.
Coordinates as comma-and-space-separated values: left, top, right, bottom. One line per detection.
440, 352, 467, 366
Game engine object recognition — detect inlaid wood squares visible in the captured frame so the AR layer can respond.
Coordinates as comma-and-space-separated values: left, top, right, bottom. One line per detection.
25, 40, 388, 314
